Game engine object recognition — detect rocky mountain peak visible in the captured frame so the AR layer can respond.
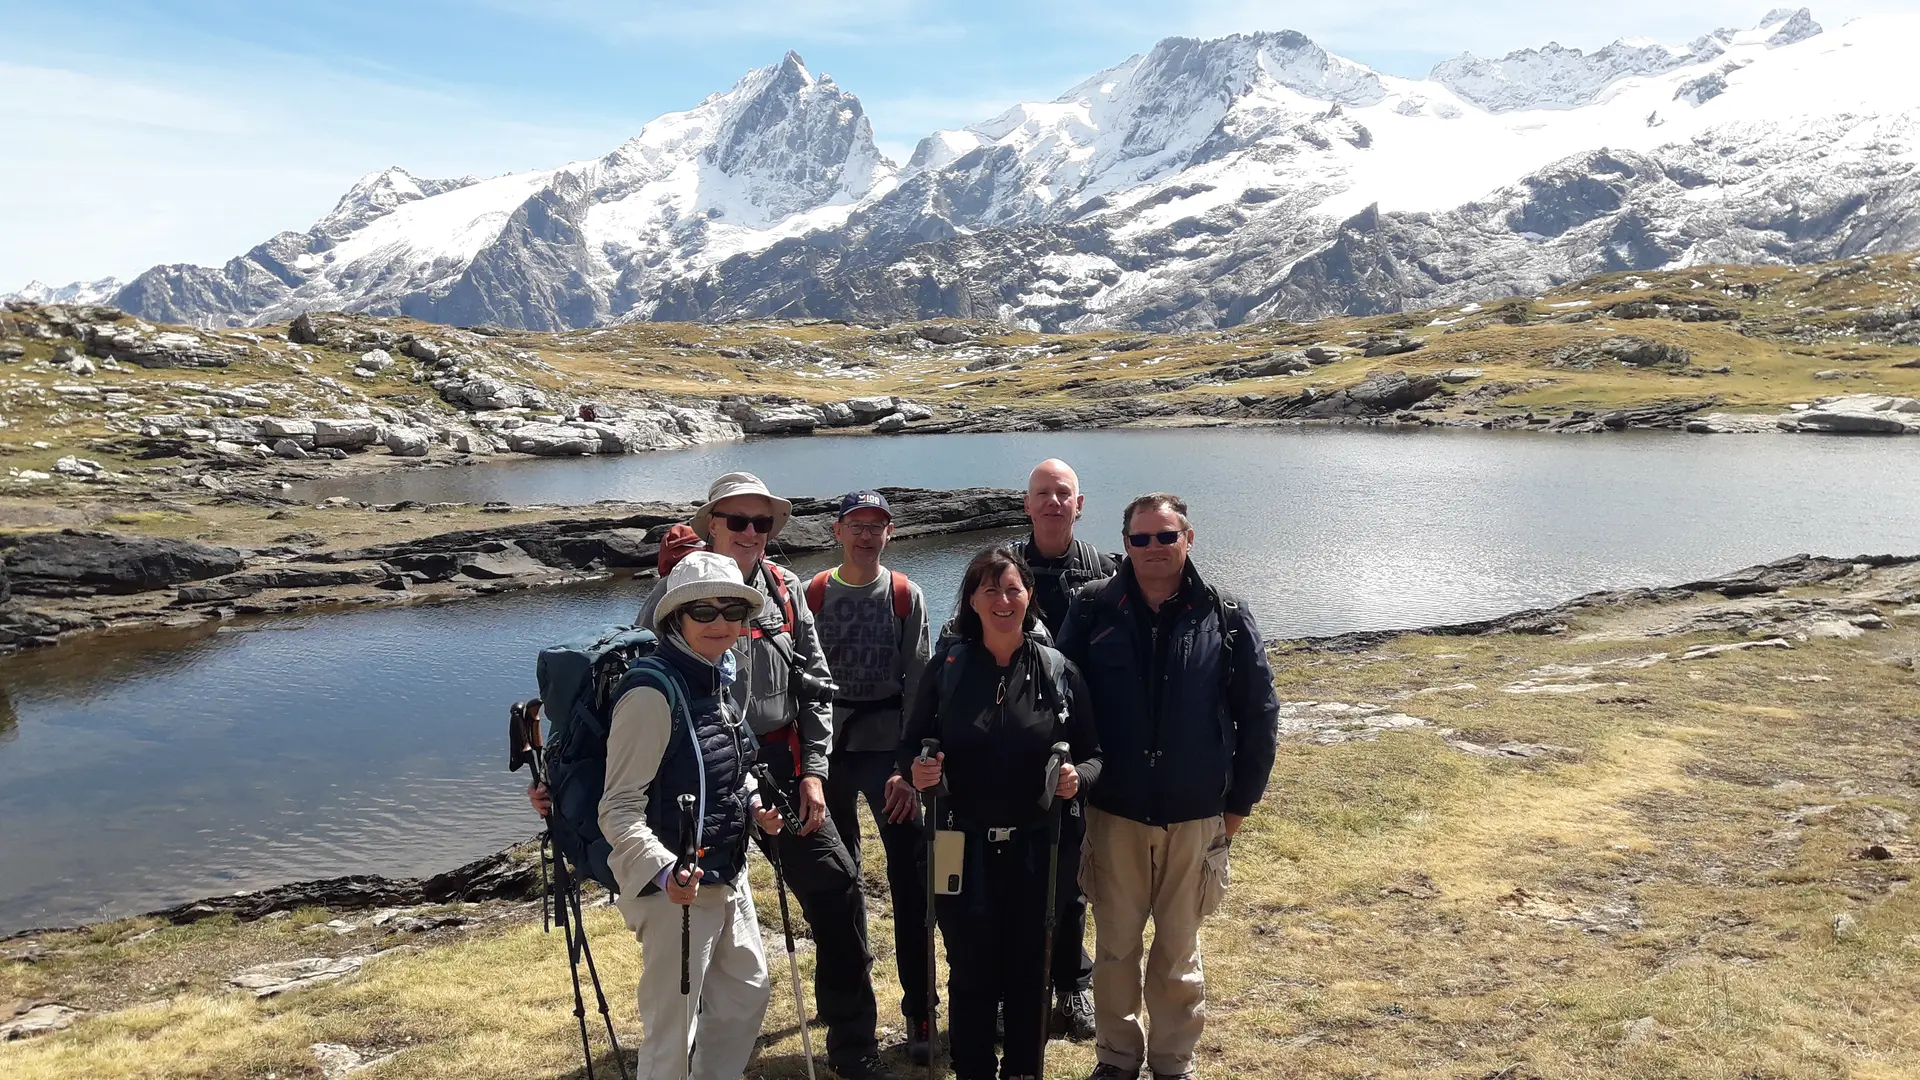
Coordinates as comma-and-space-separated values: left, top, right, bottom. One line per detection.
313, 166, 478, 240
1760, 7, 1823, 47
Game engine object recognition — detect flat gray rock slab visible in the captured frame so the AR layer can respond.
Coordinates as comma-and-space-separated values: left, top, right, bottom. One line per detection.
2, 1002, 84, 1040
228, 955, 372, 998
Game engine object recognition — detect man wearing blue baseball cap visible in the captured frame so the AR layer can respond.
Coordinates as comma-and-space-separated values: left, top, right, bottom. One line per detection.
804, 490, 936, 1064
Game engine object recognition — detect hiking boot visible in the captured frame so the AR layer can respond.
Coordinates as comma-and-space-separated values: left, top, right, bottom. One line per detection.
1086, 1065, 1140, 1080
906, 1016, 932, 1067
831, 1052, 899, 1080
1053, 987, 1095, 1041
1150, 1072, 1195, 1080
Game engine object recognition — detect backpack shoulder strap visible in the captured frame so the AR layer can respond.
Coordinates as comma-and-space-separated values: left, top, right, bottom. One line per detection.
889, 569, 912, 620
1209, 585, 1242, 700
806, 570, 831, 615
937, 639, 967, 704
760, 559, 797, 636
1032, 645, 1070, 725
619, 654, 692, 729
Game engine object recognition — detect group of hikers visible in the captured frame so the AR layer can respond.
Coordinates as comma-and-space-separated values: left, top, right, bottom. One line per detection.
524, 459, 1283, 1080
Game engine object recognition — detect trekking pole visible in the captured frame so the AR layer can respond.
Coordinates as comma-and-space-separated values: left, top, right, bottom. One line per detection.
752, 763, 817, 1080
919, 738, 942, 1080
676, 792, 699, 1080
1035, 741, 1070, 1079
565, 874, 631, 1080
512, 699, 610, 1080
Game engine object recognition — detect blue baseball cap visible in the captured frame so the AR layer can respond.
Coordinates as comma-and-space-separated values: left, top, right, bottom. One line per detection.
837, 490, 892, 520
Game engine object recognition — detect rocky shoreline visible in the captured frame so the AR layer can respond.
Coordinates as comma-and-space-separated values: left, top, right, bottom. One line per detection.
7, 294, 1917, 501
0, 485, 1026, 657
11, 549, 1908, 940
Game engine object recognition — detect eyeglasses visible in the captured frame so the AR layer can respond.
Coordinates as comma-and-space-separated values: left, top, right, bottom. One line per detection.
716, 513, 776, 534
682, 601, 753, 624
840, 522, 888, 537
1126, 530, 1184, 548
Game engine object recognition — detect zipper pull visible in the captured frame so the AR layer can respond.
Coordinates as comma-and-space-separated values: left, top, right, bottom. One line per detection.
995, 676, 1006, 705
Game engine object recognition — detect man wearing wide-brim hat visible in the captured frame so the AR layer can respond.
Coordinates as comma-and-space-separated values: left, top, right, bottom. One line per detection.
640, 471, 895, 1080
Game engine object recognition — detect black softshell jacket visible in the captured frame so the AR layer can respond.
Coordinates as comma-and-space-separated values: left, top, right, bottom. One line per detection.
1056, 560, 1280, 825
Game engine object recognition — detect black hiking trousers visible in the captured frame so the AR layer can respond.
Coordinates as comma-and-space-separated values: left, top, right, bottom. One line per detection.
936, 822, 1060, 1080
826, 747, 936, 1023
756, 735, 881, 1065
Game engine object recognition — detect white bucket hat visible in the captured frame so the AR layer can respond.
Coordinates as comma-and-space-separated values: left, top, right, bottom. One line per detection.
690, 471, 792, 541
653, 550, 767, 630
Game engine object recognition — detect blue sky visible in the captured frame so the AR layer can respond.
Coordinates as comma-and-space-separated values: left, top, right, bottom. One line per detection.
2, 0, 1912, 287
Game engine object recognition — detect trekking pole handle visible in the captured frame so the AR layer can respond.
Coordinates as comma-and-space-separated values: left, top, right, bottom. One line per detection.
1042, 741, 1070, 809
919, 738, 940, 762
675, 793, 698, 880
751, 762, 802, 833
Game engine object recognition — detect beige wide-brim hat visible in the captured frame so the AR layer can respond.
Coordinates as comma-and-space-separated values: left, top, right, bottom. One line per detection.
653, 550, 767, 631
689, 471, 792, 541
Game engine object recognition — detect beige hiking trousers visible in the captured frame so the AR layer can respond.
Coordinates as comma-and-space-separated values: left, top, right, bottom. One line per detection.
618, 882, 770, 1080
1083, 807, 1232, 1076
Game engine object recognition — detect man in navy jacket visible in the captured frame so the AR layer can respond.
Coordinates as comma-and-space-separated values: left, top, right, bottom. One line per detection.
1056, 492, 1280, 1080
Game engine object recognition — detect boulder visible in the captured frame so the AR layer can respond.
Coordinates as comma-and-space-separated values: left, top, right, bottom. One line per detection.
896, 399, 934, 421
50, 456, 106, 478
1602, 336, 1690, 367
816, 402, 856, 427
449, 431, 493, 455
458, 543, 547, 580
357, 349, 395, 372
403, 337, 443, 362
222, 566, 391, 590
846, 395, 898, 420
565, 420, 628, 454
260, 417, 317, 439
1341, 372, 1444, 412
289, 312, 323, 345
228, 955, 374, 999
1441, 368, 1485, 384
0, 530, 247, 597
1303, 346, 1343, 364
384, 427, 430, 457
436, 372, 546, 411
312, 419, 384, 449
1790, 395, 1920, 434
873, 414, 907, 433
1361, 335, 1425, 358
721, 400, 819, 434
917, 324, 974, 346
503, 423, 600, 456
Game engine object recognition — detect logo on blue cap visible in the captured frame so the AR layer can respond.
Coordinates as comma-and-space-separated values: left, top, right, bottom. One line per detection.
837, 490, 891, 519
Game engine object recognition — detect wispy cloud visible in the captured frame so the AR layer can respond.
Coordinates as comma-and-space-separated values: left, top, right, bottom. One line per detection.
475, 0, 958, 44
0, 52, 635, 286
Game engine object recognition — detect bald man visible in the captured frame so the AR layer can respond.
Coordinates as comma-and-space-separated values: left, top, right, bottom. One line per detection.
1023, 459, 1118, 638
1021, 458, 1116, 1042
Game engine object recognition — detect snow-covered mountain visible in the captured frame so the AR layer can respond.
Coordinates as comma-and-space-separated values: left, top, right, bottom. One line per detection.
26, 9, 1920, 331
99, 52, 892, 329
6, 277, 125, 306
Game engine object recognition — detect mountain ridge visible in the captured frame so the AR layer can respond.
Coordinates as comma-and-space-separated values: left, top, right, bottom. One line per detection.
18, 7, 1920, 334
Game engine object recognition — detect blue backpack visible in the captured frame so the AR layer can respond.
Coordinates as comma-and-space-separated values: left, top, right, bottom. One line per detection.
535, 626, 690, 893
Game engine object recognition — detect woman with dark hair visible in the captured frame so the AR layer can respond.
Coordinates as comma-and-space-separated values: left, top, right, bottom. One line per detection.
896, 545, 1102, 1080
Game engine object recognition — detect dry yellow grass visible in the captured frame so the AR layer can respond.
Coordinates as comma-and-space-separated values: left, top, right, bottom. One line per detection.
6, 568, 1917, 1079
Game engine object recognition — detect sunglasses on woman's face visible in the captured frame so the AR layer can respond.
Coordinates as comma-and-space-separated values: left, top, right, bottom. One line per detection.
717, 513, 776, 534
683, 601, 753, 624
1126, 530, 1184, 548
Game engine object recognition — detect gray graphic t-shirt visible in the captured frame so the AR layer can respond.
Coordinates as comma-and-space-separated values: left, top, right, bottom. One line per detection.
813, 568, 931, 754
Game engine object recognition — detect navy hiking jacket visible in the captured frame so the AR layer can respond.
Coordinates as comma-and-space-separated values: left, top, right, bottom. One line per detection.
1056, 559, 1280, 826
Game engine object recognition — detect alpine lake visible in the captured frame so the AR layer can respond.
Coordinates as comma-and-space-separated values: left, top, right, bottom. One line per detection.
5, 425, 1920, 932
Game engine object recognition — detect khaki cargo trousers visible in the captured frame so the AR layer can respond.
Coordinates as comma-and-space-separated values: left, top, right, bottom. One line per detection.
1083, 807, 1232, 1077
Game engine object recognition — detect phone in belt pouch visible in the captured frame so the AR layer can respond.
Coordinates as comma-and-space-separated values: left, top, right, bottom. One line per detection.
932, 829, 965, 895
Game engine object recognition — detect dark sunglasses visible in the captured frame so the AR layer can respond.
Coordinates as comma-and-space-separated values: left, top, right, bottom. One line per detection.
1126, 530, 1184, 548
716, 513, 776, 534
682, 601, 753, 624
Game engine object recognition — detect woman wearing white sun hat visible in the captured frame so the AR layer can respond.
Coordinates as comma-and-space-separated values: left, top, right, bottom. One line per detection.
599, 550, 787, 1080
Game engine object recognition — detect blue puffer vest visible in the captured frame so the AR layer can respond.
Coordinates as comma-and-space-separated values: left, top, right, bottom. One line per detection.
629, 639, 757, 890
